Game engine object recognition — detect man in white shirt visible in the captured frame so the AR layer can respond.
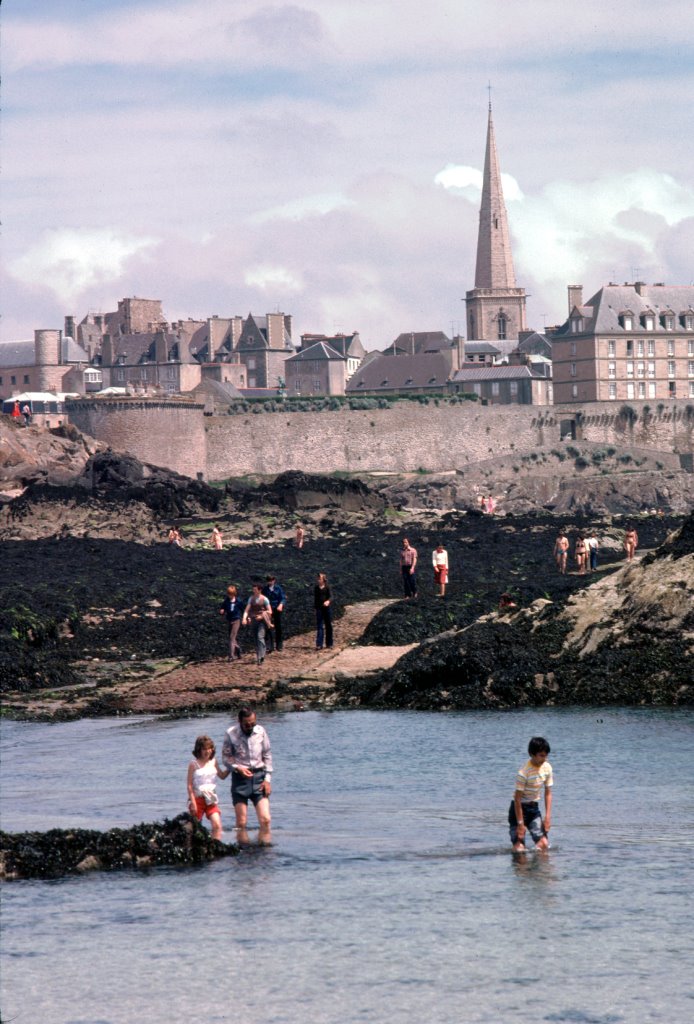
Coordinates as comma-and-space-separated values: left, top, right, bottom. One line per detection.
222, 707, 272, 843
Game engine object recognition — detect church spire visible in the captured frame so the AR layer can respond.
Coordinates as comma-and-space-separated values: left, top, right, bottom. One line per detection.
473, 103, 517, 290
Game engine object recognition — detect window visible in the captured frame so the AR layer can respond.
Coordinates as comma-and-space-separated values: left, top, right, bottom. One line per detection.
23, 375, 30, 384
637, 362, 645, 378
647, 339, 655, 356
627, 361, 634, 378
570, 362, 577, 377
648, 361, 655, 378
683, 315, 694, 330
571, 384, 578, 398
608, 363, 616, 379
669, 382, 677, 397
249, 376, 256, 388
247, 357, 256, 370
116, 369, 125, 382
644, 315, 655, 331
491, 382, 500, 396
621, 315, 633, 331
689, 361, 694, 377
637, 382, 645, 399
667, 340, 675, 356
509, 381, 518, 396
167, 366, 176, 380
627, 382, 634, 399
689, 340, 694, 356
626, 340, 633, 356
497, 316, 507, 341
313, 380, 321, 390
608, 340, 615, 356
0, 376, 3, 386
570, 341, 577, 355
690, 382, 694, 398
294, 379, 301, 393
664, 315, 674, 330
637, 340, 644, 357
608, 383, 617, 399
649, 383, 656, 398
571, 318, 583, 333
140, 368, 148, 381
668, 361, 676, 378
11, 375, 16, 385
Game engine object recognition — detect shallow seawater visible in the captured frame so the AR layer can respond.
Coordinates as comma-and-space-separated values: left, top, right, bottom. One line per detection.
1, 708, 693, 1024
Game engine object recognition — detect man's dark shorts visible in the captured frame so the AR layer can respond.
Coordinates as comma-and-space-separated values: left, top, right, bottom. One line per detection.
232, 768, 268, 806
508, 800, 545, 844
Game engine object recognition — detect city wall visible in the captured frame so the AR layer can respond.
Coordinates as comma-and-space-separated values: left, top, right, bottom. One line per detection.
66, 399, 693, 481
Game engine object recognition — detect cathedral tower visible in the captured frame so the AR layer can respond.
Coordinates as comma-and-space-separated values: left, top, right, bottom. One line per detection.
465, 104, 527, 342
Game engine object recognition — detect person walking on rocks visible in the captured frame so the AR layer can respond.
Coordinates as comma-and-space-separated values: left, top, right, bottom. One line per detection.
574, 535, 587, 575
295, 523, 305, 549
243, 582, 273, 665
22, 404, 32, 426
263, 575, 286, 653
624, 525, 639, 562
314, 572, 333, 650
400, 537, 418, 599
187, 735, 229, 841
222, 708, 272, 844
211, 525, 223, 550
219, 584, 245, 661
432, 542, 449, 597
553, 530, 569, 574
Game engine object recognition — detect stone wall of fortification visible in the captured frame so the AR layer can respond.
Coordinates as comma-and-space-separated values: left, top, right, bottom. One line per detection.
67, 399, 693, 481
67, 399, 206, 479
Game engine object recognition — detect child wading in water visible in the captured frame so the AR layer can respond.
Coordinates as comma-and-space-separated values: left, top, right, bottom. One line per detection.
187, 735, 229, 841
509, 736, 553, 853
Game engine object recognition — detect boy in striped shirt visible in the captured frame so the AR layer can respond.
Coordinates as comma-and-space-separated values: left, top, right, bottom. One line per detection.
509, 737, 553, 852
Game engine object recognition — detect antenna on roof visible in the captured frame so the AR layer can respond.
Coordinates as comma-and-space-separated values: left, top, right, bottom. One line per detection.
487, 81, 492, 111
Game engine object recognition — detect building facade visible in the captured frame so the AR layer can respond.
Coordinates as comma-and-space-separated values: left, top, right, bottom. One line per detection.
552, 283, 694, 404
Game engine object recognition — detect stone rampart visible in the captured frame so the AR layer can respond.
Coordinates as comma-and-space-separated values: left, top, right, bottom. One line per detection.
66, 399, 206, 479
67, 398, 693, 481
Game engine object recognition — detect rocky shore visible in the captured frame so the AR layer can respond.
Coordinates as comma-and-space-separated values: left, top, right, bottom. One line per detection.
0, 814, 238, 880
1, 418, 692, 719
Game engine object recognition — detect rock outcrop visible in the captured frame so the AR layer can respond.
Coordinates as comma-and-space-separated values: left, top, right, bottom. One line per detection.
0, 814, 237, 880
343, 513, 694, 709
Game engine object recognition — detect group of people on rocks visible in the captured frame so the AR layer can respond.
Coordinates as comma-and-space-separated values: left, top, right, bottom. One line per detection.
553, 526, 639, 575
400, 537, 450, 600
189, 713, 554, 858
219, 572, 333, 664
165, 522, 307, 552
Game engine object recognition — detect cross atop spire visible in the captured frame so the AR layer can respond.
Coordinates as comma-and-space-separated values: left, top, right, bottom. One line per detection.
473, 103, 517, 290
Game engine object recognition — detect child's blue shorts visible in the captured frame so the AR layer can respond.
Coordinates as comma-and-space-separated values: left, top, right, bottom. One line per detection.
508, 800, 545, 844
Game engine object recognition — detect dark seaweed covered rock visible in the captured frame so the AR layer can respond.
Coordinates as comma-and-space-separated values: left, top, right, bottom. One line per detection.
230, 470, 387, 512
0, 814, 237, 880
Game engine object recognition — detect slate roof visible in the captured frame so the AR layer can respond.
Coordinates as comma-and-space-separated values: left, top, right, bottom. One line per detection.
451, 365, 537, 382
346, 352, 450, 392
0, 341, 36, 368
464, 341, 501, 356
555, 284, 694, 336
189, 378, 243, 402
286, 342, 345, 363
385, 331, 452, 356
108, 332, 180, 365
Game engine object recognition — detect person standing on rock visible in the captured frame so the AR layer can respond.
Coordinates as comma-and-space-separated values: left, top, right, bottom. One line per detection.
574, 535, 587, 575
222, 708, 272, 844
263, 575, 286, 653
624, 526, 639, 562
219, 584, 245, 661
432, 542, 449, 597
243, 582, 273, 665
22, 404, 32, 426
553, 530, 569, 574
295, 523, 305, 549
314, 572, 333, 650
400, 537, 418, 599
211, 525, 223, 550
587, 532, 599, 572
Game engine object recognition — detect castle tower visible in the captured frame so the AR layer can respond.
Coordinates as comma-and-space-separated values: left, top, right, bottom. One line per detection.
465, 103, 527, 342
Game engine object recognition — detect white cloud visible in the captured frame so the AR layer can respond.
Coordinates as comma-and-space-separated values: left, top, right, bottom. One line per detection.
435, 164, 523, 201
244, 265, 304, 291
251, 193, 354, 224
9, 229, 158, 305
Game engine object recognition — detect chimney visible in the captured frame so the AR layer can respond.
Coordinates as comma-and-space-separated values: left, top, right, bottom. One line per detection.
634, 281, 647, 296
567, 285, 583, 314
64, 315, 76, 339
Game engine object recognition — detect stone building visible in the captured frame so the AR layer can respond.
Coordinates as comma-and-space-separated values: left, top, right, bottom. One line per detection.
233, 313, 294, 390
448, 364, 552, 405
465, 105, 527, 344
299, 332, 366, 381
0, 331, 100, 398
552, 283, 694, 403
285, 342, 348, 396
346, 352, 451, 396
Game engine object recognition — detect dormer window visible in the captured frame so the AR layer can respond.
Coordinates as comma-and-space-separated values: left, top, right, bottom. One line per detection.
661, 312, 675, 330
619, 312, 634, 331
571, 317, 583, 333
641, 311, 655, 331
682, 311, 694, 330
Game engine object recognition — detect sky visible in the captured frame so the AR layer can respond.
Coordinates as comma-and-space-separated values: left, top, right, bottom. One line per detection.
3, 0, 694, 347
